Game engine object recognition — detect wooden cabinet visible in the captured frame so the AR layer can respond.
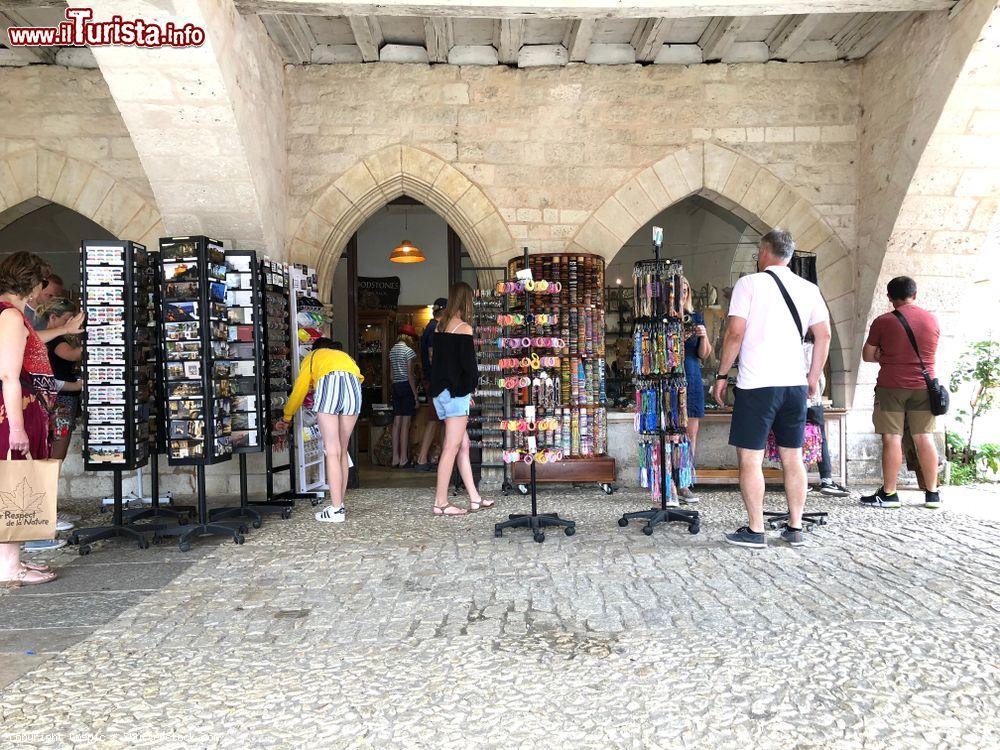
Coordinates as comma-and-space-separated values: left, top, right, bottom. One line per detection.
358, 310, 395, 415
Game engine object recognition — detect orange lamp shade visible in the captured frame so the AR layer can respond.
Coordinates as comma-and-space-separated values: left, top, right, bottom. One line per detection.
389, 239, 425, 263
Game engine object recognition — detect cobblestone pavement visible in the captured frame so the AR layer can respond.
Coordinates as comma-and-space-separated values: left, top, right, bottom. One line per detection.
2, 485, 999, 749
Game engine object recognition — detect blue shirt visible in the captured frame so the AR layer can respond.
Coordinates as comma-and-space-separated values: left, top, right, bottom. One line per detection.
420, 319, 437, 375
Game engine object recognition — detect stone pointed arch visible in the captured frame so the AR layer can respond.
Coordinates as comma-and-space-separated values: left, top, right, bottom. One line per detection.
289, 145, 514, 297
568, 141, 856, 399
0, 147, 164, 247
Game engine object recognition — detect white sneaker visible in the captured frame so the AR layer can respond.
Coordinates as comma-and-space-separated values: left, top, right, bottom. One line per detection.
23, 539, 68, 552
55, 520, 75, 532
315, 506, 346, 523
58, 512, 81, 523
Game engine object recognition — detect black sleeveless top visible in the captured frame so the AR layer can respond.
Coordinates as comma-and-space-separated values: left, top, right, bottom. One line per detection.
429, 331, 478, 398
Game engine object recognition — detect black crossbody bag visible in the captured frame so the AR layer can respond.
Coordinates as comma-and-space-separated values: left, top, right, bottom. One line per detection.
764, 270, 805, 342
765, 271, 818, 420
891, 310, 949, 416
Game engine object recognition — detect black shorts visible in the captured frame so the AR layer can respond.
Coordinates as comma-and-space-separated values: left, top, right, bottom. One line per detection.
392, 382, 416, 417
729, 386, 807, 450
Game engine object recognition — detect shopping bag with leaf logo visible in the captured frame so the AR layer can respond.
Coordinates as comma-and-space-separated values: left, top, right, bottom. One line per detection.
0, 452, 60, 543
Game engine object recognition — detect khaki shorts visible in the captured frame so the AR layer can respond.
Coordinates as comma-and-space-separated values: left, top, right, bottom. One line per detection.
873, 387, 936, 435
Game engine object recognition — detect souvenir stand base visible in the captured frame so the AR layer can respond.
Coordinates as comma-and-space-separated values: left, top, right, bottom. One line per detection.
619, 506, 700, 536
494, 461, 576, 544
123, 455, 195, 524
764, 510, 828, 532
210, 454, 263, 528
154, 466, 247, 552
70, 470, 175, 556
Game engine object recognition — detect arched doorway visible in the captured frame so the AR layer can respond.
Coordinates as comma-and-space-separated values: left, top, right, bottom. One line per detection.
573, 141, 853, 406
328, 195, 494, 489
0, 200, 117, 295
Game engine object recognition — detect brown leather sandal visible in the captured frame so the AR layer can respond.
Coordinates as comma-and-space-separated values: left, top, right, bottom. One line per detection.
433, 503, 468, 516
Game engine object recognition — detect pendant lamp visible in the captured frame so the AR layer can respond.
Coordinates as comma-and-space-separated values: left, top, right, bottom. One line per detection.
389, 206, 425, 263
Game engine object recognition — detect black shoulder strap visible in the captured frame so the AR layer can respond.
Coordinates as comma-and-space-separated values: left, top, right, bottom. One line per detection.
892, 310, 930, 377
764, 270, 804, 342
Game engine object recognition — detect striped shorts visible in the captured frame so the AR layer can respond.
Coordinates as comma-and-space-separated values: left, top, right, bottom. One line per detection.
313, 371, 362, 416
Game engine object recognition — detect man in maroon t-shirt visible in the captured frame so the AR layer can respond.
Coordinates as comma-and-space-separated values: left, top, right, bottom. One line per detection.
860, 276, 941, 509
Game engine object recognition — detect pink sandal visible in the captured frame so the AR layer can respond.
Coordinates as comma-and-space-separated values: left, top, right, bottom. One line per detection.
1, 564, 57, 589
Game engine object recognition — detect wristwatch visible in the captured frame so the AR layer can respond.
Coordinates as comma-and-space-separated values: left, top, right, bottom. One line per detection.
715, 372, 729, 381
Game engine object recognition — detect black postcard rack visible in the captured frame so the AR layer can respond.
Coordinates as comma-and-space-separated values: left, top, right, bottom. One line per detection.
152, 236, 245, 551
72, 240, 173, 554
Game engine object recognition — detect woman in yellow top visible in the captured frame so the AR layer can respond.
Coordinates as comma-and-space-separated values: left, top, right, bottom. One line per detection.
283, 338, 363, 524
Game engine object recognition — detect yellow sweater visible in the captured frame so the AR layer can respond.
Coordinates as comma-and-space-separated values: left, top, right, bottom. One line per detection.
284, 349, 364, 420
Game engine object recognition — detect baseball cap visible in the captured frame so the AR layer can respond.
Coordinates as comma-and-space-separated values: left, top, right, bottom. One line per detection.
399, 324, 418, 337
433, 297, 448, 310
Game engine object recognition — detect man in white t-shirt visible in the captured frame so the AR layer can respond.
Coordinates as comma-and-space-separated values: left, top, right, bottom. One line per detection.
712, 229, 831, 549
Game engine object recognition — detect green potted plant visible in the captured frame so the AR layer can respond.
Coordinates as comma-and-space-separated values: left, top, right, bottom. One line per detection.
947, 341, 1000, 484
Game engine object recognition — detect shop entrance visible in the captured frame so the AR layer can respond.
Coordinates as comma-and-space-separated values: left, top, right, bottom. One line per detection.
329, 196, 482, 490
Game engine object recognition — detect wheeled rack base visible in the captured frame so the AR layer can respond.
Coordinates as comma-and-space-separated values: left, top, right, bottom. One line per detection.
764, 510, 828, 531
494, 512, 576, 544
619, 506, 700, 536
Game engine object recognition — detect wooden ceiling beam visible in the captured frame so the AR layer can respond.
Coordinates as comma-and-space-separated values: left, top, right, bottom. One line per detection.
565, 19, 595, 62
765, 13, 821, 60
836, 12, 912, 59
424, 16, 452, 62
1, 10, 57, 64
496, 18, 523, 64
348, 15, 383, 61
632, 18, 673, 63
699, 16, 746, 62
260, 13, 316, 63
234, 1, 954, 19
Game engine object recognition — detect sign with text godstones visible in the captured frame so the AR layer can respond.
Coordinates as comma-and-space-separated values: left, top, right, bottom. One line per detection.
358, 276, 401, 310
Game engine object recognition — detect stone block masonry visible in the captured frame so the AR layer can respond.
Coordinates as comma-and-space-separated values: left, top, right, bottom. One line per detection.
286, 61, 861, 260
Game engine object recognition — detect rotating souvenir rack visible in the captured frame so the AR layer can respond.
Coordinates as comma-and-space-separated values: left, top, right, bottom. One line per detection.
206, 250, 269, 529
503, 252, 615, 496
290, 264, 327, 502
494, 248, 577, 543
153, 236, 247, 552
72, 240, 163, 553
258, 258, 304, 516
472, 285, 509, 491
618, 230, 700, 536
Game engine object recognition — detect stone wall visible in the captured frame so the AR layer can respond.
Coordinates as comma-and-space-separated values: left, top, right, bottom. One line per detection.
286, 60, 861, 262
849, 0, 1000, 479
0, 67, 152, 205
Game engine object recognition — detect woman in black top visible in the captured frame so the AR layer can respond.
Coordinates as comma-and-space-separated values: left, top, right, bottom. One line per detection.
40, 298, 84, 460
430, 282, 492, 516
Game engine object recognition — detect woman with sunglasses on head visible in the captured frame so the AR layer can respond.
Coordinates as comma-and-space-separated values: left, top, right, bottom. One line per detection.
0, 252, 73, 587
429, 282, 492, 516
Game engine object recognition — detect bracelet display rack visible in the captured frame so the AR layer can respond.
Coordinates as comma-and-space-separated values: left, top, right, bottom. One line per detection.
152, 236, 246, 552
618, 229, 700, 536
494, 248, 576, 543
290, 264, 328, 505
73, 240, 173, 555
209, 250, 267, 529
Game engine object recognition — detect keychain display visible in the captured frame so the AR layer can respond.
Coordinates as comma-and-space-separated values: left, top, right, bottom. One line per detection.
80, 240, 154, 469
630, 254, 696, 501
